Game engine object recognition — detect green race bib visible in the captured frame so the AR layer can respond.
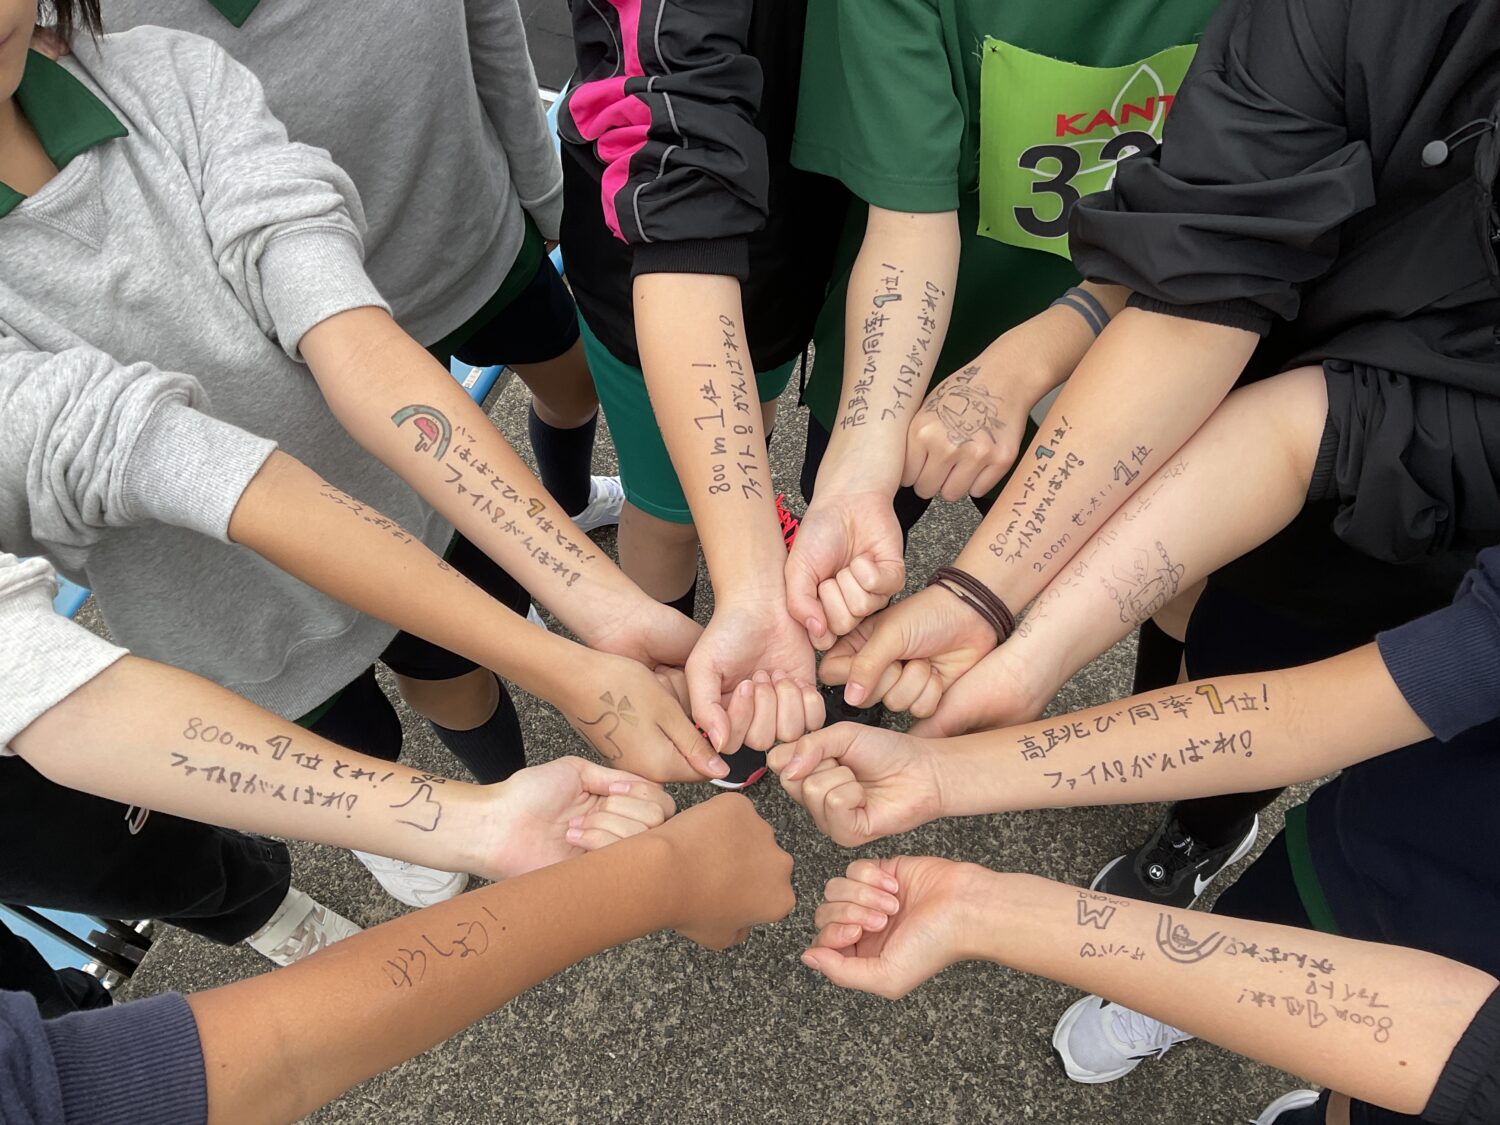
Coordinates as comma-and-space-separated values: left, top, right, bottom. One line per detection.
978, 38, 1197, 259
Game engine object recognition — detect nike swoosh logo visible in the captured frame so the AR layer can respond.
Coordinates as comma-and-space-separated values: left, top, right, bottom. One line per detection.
1193, 872, 1213, 897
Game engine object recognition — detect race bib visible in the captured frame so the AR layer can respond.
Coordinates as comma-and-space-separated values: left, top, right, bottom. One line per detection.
978, 38, 1198, 259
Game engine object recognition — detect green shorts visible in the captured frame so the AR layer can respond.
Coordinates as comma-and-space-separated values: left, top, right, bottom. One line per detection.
580, 314, 799, 524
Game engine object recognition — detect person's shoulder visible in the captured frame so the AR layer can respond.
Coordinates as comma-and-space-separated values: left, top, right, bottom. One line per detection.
65, 25, 232, 101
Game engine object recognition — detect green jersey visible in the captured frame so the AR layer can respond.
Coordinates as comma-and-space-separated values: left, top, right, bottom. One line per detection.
792, 0, 1222, 429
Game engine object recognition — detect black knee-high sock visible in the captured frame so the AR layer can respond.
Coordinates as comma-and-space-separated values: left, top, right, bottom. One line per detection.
1133, 618, 1185, 695
667, 577, 698, 620
428, 676, 526, 784
528, 404, 596, 516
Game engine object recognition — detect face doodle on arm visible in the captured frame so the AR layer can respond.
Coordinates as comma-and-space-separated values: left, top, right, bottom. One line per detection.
1104, 541, 1185, 625
391, 405, 452, 460
924, 366, 1006, 446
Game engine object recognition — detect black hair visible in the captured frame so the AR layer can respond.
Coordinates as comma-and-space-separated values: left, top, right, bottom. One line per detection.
47, 1, 103, 42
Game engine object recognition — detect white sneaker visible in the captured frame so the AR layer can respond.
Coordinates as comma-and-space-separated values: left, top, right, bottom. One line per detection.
526, 604, 549, 629
245, 887, 360, 967
1052, 994, 1194, 1083
571, 475, 625, 532
1252, 1090, 1322, 1124
352, 850, 468, 908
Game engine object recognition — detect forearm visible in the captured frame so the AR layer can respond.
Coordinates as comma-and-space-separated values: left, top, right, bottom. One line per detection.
996, 367, 1328, 696
633, 273, 784, 600
966, 870, 1494, 1114
936, 646, 1431, 815
189, 833, 677, 1124
975, 282, 1129, 410
819, 208, 960, 494
12, 656, 494, 874
300, 308, 641, 645
952, 308, 1257, 607
228, 451, 579, 704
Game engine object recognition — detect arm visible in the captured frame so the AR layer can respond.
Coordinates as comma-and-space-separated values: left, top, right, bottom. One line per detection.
826, 310, 1257, 707
785, 207, 957, 644
300, 308, 689, 664
633, 274, 823, 751
901, 281, 1127, 503
190, 794, 794, 1124
464, 0, 563, 238
826, 0, 1377, 705
808, 858, 1495, 1117
12, 651, 674, 882
565, 0, 819, 750
229, 451, 723, 781
908, 364, 1329, 734
179, 39, 693, 672
774, 643, 1430, 848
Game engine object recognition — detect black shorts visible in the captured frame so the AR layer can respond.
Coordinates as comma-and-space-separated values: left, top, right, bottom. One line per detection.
378, 532, 527, 681
451, 253, 580, 369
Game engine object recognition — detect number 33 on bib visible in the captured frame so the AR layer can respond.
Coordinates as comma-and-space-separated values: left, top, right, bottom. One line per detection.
978, 39, 1197, 258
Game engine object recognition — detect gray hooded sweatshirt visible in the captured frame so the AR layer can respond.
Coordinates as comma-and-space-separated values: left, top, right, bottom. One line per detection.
0, 30, 449, 719
104, 0, 564, 346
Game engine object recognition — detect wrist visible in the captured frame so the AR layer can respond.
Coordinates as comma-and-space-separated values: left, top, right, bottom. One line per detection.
816, 436, 904, 497
931, 733, 1011, 817
488, 629, 583, 706
427, 780, 495, 877
995, 307, 1094, 404
626, 830, 688, 930
953, 868, 1038, 964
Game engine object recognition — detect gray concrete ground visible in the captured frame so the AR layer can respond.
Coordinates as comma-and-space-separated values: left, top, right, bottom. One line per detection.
108, 373, 1317, 1124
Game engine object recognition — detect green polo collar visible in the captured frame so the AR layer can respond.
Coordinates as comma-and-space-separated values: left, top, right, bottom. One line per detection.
206, 0, 263, 28
0, 50, 127, 219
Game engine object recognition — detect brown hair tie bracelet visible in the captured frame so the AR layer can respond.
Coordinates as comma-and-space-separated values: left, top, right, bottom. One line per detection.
926, 566, 1017, 644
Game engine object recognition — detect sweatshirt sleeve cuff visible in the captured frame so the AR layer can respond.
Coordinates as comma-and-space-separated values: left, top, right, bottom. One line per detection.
259, 227, 390, 358
1377, 597, 1500, 741
47, 994, 208, 1125
523, 182, 564, 243
1125, 293, 1275, 336
0, 559, 127, 751
631, 237, 751, 282
121, 400, 277, 544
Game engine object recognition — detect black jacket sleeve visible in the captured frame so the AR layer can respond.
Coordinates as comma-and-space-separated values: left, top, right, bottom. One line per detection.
1068, 0, 1377, 333
560, 0, 768, 280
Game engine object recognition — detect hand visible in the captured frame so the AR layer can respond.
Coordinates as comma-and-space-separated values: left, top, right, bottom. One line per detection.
908, 640, 1051, 737
768, 725, 944, 847
802, 856, 985, 999
476, 757, 676, 879
30, 26, 70, 60
685, 600, 824, 753
656, 793, 797, 949
564, 650, 727, 783
904, 364, 1028, 501
785, 490, 906, 649
819, 585, 996, 715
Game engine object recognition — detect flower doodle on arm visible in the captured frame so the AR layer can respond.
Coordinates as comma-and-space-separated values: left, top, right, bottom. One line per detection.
575, 691, 638, 760
391, 405, 452, 460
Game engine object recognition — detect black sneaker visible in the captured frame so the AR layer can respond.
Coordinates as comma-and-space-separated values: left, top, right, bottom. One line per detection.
818, 681, 885, 728
1090, 811, 1259, 908
709, 746, 769, 790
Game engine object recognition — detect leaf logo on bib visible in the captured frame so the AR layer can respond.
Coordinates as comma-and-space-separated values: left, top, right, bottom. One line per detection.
978, 39, 1198, 259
